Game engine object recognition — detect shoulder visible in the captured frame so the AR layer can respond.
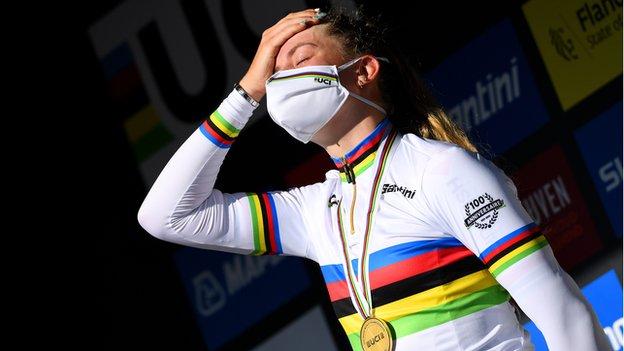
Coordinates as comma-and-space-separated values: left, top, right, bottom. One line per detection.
396, 132, 474, 181
418, 140, 515, 202
423, 144, 497, 182
395, 131, 484, 175
401, 133, 463, 159
398, 133, 507, 196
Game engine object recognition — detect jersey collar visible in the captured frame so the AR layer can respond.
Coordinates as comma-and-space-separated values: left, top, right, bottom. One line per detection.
331, 118, 393, 182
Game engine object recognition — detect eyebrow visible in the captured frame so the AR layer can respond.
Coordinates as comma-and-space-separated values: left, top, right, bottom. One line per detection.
275, 42, 318, 70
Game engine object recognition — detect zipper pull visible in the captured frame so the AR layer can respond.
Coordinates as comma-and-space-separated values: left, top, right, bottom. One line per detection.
341, 156, 356, 184
341, 156, 357, 235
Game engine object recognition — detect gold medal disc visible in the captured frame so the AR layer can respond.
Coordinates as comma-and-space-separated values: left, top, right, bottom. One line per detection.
359, 316, 393, 351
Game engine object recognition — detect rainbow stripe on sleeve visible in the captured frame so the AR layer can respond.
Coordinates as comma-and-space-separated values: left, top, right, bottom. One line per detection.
199, 110, 241, 148
480, 222, 550, 277
246, 192, 283, 255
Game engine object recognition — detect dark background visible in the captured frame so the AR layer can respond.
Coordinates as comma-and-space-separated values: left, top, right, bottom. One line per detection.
32, 0, 622, 350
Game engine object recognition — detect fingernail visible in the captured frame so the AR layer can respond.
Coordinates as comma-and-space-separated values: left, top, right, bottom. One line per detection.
313, 12, 326, 19
314, 8, 320, 12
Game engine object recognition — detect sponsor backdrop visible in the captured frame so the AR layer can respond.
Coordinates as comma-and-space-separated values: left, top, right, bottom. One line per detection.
424, 18, 550, 156
511, 144, 603, 272
574, 101, 623, 237
522, 0, 622, 111
89, 0, 622, 349
173, 248, 313, 349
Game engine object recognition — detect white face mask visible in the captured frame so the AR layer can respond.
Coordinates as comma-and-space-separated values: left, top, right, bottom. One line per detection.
265, 56, 389, 143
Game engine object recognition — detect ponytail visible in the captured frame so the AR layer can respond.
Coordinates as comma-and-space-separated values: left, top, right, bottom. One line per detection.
378, 46, 479, 153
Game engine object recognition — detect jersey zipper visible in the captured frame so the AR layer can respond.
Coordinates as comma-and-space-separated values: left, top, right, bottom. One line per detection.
341, 156, 357, 235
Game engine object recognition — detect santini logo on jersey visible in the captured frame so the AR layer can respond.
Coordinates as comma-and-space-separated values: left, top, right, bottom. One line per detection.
381, 183, 416, 199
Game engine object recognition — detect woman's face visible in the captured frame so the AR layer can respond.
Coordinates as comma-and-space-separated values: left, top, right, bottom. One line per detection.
274, 24, 347, 74
274, 24, 364, 96
273, 24, 384, 146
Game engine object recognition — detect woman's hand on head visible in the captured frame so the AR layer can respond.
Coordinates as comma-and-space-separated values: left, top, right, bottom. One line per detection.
239, 9, 323, 102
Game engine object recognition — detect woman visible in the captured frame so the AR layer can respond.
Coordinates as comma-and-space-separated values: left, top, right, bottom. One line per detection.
137, 6, 610, 351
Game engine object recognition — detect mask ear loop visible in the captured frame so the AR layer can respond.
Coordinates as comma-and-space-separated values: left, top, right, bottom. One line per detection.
349, 92, 387, 115
344, 55, 390, 115
337, 56, 390, 72
337, 57, 363, 72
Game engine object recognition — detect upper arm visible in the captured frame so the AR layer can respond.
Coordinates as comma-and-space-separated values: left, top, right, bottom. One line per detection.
420, 146, 549, 279
420, 147, 612, 350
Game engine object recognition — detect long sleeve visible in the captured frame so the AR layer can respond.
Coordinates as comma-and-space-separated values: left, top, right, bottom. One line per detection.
137, 89, 319, 261
420, 145, 611, 351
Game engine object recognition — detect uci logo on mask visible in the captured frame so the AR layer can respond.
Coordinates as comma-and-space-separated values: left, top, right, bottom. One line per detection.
313, 77, 333, 85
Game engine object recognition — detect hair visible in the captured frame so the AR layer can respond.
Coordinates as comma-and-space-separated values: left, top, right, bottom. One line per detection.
317, 5, 480, 154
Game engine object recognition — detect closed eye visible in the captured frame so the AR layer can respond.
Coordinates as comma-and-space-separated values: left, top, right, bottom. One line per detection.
296, 57, 310, 67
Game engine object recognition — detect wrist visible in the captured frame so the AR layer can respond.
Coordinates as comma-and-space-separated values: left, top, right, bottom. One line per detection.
218, 88, 256, 128
238, 77, 265, 102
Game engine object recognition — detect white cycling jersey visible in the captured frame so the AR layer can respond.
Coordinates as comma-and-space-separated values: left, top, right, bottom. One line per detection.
137, 88, 611, 351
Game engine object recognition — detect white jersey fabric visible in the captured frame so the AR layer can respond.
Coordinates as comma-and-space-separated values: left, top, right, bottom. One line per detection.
138, 89, 611, 351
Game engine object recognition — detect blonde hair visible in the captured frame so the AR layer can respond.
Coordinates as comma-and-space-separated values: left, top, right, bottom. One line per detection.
418, 108, 479, 153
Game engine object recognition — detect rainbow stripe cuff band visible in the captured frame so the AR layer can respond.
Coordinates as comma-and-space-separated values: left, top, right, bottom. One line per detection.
480, 222, 550, 277
199, 110, 241, 148
246, 192, 283, 255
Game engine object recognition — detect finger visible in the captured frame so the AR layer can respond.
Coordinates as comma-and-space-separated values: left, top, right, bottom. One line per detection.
272, 9, 320, 30
264, 15, 317, 41
267, 17, 321, 47
275, 9, 318, 27
266, 10, 319, 36
282, 8, 320, 20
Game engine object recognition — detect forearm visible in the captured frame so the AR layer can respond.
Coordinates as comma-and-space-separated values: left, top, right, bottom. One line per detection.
137, 88, 255, 237
496, 245, 611, 351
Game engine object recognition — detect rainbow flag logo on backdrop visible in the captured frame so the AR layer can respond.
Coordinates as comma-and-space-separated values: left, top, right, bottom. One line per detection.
100, 43, 173, 162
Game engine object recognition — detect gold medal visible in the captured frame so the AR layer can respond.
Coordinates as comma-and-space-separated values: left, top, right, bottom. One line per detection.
334, 128, 399, 351
360, 316, 393, 351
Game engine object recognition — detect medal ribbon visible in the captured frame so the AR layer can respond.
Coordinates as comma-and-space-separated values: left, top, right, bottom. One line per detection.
335, 127, 398, 320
